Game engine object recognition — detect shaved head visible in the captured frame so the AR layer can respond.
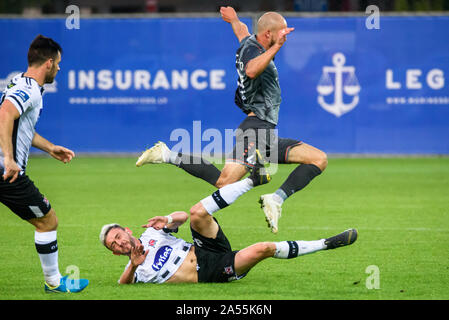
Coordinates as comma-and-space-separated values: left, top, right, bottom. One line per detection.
255, 12, 289, 49
257, 12, 287, 34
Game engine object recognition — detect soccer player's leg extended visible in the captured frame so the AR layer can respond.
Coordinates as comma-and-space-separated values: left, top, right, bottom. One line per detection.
233, 229, 358, 277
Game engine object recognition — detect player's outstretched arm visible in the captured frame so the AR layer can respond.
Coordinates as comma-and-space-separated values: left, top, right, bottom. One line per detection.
220, 6, 250, 42
142, 211, 189, 230
32, 132, 75, 164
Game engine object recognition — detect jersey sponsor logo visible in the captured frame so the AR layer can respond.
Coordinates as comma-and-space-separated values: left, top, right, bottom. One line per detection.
149, 239, 158, 247
152, 245, 173, 271
317, 52, 361, 117
13, 90, 30, 103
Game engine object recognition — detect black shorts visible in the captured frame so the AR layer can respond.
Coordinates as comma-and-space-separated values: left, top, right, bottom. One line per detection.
0, 173, 52, 220
226, 116, 302, 168
191, 218, 247, 283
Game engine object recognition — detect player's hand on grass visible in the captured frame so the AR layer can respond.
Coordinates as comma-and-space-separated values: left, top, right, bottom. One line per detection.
49, 145, 75, 164
276, 27, 295, 47
130, 242, 148, 267
220, 6, 238, 23
2, 157, 21, 183
142, 216, 167, 230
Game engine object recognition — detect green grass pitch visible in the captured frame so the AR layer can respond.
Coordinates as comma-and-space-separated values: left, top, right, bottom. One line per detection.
0, 156, 448, 300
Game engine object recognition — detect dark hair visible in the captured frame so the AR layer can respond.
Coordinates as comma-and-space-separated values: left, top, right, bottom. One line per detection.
27, 34, 62, 67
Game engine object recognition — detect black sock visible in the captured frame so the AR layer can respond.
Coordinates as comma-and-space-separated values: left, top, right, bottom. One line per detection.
278, 164, 322, 198
173, 153, 221, 186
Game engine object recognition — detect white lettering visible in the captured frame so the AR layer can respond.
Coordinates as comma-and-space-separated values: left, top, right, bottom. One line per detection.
172, 70, 188, 89
365, 5, 380, 30
406, 69, 422, 89
386, 69, 401, 89
152, 70, 170, 90
387, 69, 446, 90
65, 5, 80, 30
97, 70, 113, 90
68, 70, 76, 89
191, 69, 208, 90
68, 69, 226, 91
78, 70, 95, 90
134, 70, 151, 89
202, 128, 222, 159
210, 69, 226, 89
426, 69, 444, 90
115, 70, 132, 90
365, 265, 380, 289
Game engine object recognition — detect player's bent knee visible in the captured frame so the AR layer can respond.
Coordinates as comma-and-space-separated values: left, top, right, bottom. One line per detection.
313, 151, 328, 172
189, 203, 209, 222
254, 242, 275, 257
31, 209, 58, 232
215, 174, 235, 188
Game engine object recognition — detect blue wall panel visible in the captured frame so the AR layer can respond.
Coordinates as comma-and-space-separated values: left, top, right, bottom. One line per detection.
0, 16, 448, 154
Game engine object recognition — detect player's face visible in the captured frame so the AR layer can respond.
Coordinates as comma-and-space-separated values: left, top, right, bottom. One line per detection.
44, 51, 61, 84
106, 228, 135, 256
269, 20, 288, 48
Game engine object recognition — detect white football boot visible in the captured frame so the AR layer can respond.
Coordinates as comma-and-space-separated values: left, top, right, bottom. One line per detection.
259, 194, 282, 234
136, 141, 170, 167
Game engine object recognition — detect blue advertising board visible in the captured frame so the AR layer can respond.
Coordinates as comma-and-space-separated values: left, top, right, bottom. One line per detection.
0, 16, 448, 154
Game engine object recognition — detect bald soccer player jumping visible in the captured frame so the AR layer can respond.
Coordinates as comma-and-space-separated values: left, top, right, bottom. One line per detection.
136, 7, 327, 234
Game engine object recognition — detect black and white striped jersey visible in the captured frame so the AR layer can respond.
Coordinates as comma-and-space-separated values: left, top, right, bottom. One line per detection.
0, 73, 44, 173
123, 227, 192, 284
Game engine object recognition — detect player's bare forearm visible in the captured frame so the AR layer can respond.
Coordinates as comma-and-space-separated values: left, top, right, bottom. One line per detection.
220, 6, 250, 42
32, 132, 54, 153
231, 20, 250, 42
119, 264, 138, 284
0, 100, 20, 160
0, 112, 14, 161
167, 211, 189, 229
142, 211, 189, 230
245, 44, 282, 79
32, 133, 75, 163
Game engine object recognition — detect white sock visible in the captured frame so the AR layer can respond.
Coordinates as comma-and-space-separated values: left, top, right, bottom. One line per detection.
274, 239, 326, 259
35, 231, 62, 287
200, 178, 254, 214
272, 191, 286, 205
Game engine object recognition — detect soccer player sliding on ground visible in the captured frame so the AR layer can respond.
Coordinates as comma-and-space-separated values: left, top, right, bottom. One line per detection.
101, 159, 357, 284
136, 7, 327, 234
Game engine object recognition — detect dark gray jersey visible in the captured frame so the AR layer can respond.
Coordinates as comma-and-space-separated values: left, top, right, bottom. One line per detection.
234, 35, 281, 125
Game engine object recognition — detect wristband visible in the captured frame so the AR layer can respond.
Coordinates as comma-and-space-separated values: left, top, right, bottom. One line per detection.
165, 215, 173, 225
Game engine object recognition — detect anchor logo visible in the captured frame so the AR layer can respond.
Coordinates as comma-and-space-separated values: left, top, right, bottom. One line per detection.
317, 53, 361, 117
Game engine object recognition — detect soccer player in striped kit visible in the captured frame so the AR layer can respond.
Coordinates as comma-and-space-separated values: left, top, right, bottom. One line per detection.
0, 35, 88, 293
100, 164, 357, 284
